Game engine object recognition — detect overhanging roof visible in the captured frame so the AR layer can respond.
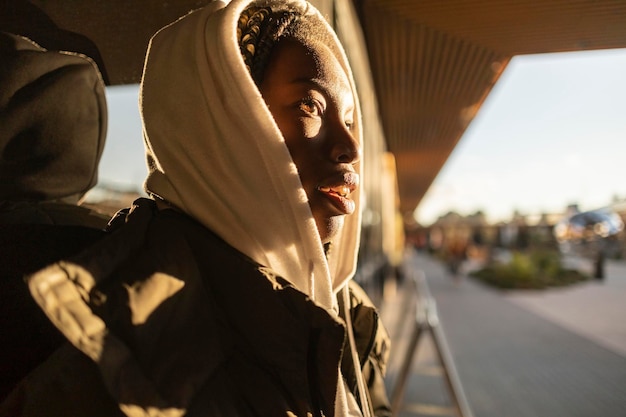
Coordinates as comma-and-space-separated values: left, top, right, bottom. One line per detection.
354, 0, 626, 217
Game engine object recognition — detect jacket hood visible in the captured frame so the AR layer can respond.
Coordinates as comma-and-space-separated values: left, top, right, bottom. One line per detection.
0, 32, 107, 201
140, 0, 363, 310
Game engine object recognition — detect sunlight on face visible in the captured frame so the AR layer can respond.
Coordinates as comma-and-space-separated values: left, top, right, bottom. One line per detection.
260, 38, 360, 243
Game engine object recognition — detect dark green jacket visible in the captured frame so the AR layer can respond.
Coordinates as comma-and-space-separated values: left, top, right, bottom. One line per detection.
2, 199, 390, 417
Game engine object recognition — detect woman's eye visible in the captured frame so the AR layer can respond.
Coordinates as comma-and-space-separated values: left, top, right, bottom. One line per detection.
299, 98, 322, 116
345, 120, 354, 129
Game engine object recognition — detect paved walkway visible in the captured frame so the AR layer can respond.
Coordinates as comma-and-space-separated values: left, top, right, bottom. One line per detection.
379, 251, 626, 417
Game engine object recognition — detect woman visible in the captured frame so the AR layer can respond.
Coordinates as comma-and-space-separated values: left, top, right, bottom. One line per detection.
3, 1, 391, 416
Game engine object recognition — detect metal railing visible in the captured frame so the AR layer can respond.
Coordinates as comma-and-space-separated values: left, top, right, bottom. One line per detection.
390, 267, 474, 417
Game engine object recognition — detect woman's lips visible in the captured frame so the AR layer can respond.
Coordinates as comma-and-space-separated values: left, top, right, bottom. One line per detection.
317, 172, 358, 215
318, 187, 356, 214
318, 184, 352, 198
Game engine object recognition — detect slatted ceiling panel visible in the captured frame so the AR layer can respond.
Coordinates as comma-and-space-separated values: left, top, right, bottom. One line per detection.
360, 1, 508, 213
395, 150, 451, 212
364, 4, 505, 147
355, 0, 626, 218
365, 0, 626, 54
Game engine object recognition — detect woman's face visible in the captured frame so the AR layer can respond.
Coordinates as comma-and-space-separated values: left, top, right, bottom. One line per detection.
260, 38, 360, 244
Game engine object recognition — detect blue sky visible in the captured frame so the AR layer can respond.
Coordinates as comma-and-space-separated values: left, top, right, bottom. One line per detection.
99, 85, 146, 191
414, 48, 626, 225
98, 48, 626, 224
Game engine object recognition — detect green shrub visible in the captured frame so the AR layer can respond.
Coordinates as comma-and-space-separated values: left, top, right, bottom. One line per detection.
470, 249, 589, 289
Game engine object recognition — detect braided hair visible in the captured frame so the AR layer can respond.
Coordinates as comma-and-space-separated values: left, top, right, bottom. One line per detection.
237, 4, 333, 85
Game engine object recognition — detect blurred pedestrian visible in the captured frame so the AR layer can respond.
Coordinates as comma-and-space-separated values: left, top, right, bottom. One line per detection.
445, 235, 468, 277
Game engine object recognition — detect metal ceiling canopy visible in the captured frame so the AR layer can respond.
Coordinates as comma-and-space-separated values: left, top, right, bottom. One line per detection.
354, 0, 626, 219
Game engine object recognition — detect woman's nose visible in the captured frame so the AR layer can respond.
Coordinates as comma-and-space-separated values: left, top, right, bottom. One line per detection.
330, 124, 361, 164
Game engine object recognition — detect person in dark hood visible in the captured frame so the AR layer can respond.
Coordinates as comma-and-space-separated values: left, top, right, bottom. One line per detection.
0, 31, 108, 227
0, 32, 109, 400
2, 2, 391, 416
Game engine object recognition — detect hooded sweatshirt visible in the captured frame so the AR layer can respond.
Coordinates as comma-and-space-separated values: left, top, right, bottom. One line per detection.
0, 32, 107, 203
140, 0, 363, 313
0, 32, 109, 228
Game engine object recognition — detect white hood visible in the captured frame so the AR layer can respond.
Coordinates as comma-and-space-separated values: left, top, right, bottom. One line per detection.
139, 0, 363, 311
